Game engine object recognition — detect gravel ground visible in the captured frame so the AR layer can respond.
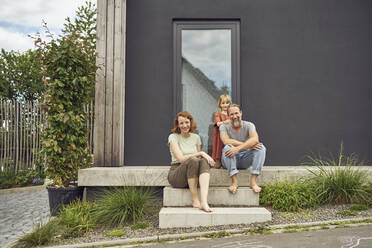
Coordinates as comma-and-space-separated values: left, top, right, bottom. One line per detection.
49, 198, 372, 246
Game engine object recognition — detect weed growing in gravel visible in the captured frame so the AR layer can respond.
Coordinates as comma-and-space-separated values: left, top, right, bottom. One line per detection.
280, 209, 315, 219
304, 144, 369, 204
320, 225, 330, 229
336, 210, 357, 217
202, 231, 230, 239
250, 226, 272, 234
131, 222, 149, 230
58, 200, 96, 238
260, 180, 318, 211
349, 204, 368, 211
18, 219, 58, 247
92, 187, 155, 227
106, 230, 126, 237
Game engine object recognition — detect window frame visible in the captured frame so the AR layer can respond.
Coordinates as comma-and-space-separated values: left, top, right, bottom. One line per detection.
173, 20, 241, 116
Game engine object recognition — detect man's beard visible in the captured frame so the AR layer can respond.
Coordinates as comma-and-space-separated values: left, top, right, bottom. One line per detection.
232, 117, 241, 128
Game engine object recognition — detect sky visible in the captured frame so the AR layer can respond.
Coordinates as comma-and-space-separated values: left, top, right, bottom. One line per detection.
0, 0, 95, 52
182, 29, 232, 92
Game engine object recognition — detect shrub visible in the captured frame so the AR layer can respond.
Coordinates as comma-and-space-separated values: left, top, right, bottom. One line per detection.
304, 145, 369, 204
58, 200, 95, 238
36, 2, 97, 188
18, 219, 58, 247
260, 180, 319, 212
0, 169, 45, 189
366, 182, 372, 206
0, 170, 16, 189
92, 187, 155, 227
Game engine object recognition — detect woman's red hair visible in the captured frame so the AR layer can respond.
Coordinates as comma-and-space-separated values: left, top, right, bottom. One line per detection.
171, 111, 197, 133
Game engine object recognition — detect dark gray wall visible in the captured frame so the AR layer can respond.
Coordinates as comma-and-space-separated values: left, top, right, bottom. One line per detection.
125, 0, 372, 165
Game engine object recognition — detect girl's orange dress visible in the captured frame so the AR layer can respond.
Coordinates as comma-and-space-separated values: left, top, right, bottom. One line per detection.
212, 111, 229, 160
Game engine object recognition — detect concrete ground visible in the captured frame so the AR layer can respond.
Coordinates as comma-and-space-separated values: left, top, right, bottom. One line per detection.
141, 226, 372, 248
0, 186, 50, 248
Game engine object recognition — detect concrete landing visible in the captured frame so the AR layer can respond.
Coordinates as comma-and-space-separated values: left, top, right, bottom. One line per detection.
78, 166, 372, 187
159, 207, 272, 228
163, 186, 259, 207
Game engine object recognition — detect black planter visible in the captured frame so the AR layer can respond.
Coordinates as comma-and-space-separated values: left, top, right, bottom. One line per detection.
47, 186, 83, 216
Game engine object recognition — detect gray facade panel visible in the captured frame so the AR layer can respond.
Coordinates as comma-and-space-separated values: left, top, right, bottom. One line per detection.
125, 0, 372, 165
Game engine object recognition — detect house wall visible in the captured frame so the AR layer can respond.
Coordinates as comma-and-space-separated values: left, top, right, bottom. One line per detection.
124, 0, 372, 165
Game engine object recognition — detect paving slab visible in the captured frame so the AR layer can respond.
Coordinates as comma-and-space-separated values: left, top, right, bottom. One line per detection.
159, 207, 271, 228
0, 188, 50, 248
163, 186, 259, 207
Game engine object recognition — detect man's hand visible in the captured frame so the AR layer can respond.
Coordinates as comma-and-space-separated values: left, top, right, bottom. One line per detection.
225, 146, 240, 157
252, 142, 263, 150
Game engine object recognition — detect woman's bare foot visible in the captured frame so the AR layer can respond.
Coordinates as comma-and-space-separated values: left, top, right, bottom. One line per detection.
250, 184, 261, 193
200, 202, 213, 212
192, 199, 201, 209
228, 184, 238, 194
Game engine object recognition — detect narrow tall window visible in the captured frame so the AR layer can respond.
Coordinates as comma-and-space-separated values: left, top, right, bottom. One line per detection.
174, 21, 240, 153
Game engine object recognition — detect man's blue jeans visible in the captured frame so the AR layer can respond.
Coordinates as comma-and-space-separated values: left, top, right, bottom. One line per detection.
221, 144, 266, 176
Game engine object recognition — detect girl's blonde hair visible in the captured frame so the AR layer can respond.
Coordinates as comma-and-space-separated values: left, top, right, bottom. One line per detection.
217, 94, 232, 111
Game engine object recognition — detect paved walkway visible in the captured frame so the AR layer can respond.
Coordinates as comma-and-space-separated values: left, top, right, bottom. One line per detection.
0, 187, 50, 248
145, 225, 372, 248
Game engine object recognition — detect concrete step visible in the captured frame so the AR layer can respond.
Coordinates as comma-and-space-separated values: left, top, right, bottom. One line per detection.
159, 207, 272, 228
163, 186, 259, 207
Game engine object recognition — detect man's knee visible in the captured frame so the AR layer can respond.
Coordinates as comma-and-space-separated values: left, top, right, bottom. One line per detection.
256, 144, 266, 154
222, 145, 231, 154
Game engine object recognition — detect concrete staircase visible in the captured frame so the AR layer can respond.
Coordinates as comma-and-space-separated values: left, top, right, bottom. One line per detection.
159, 186, 272, 228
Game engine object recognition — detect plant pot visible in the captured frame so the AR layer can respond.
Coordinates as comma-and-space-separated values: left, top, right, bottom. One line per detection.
47, 185, 83, 216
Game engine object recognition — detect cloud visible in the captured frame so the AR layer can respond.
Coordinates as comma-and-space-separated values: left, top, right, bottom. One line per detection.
0, 0, 95, 51
0, 27, 34, 52
0, 0, 91, 29
182, 30, 232, 89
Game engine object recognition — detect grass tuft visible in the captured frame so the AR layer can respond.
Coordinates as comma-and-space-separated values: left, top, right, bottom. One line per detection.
304, 143, 369, 204
92, 187, 155, 227
18, 219, 58, 247
58, 200, 96, 238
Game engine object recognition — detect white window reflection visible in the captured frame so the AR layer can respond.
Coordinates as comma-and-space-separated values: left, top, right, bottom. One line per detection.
181, 29, 232, 153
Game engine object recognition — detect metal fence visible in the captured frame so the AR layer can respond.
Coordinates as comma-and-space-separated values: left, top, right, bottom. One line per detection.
0, 100, 94, 172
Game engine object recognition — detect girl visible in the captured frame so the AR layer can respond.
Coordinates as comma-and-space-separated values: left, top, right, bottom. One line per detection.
212, 94, 232, 168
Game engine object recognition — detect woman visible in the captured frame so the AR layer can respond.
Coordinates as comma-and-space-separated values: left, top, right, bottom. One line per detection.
168, 111, 215, 212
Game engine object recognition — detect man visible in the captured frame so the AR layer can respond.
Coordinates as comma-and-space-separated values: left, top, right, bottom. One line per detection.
219, 104, 266, 194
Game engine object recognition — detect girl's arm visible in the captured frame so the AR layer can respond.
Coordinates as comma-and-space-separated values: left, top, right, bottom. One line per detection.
169, 141, 203, 163
214, 112, 224, 127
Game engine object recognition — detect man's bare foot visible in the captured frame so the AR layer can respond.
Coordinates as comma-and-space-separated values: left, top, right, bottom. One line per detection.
200, 202, 213, 212
228, 184, 238, 194
192, 199, 201, 209
250, 184, 261, 193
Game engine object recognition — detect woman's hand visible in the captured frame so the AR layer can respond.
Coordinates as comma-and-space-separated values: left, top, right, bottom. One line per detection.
223, 119, 231, 124
200, 151, 215, 167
